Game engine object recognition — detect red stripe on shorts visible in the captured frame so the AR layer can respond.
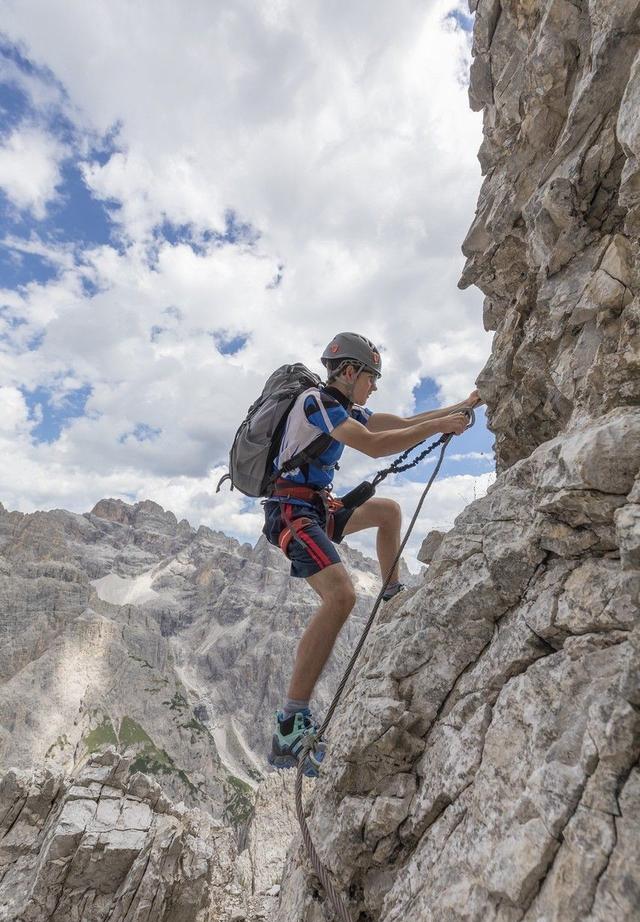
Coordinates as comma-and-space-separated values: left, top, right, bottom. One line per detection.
297, 528, 333, 569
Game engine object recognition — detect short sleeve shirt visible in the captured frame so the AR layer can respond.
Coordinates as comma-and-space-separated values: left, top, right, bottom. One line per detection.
276, 386, 373, 488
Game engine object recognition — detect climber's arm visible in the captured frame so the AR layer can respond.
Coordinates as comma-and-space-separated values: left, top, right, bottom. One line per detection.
367, 389, 483, 432
333, 414, 468, 458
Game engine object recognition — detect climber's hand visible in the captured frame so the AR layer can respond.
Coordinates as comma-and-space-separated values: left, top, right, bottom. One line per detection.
466, 388, 484, 409
440, 413, 468, 436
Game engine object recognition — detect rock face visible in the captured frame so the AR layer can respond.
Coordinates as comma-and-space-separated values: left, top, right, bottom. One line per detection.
0, 747, 305, 922
275, 3, 640, 921
463, 0, 640, 471
2, 3, 640, 919
0, 497, 387, 920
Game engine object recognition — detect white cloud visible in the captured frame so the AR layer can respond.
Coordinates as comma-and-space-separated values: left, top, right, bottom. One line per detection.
342, 471, 497, 573
2, 233, 77, 272
0, 0, 493, 565
0, 126, 67, 218
0, 53, 70, 121
0, 386, 32, 437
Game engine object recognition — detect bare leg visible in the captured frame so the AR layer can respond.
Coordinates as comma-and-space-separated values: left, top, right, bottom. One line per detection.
287, 563, 356, 701
342, 497, 402, 584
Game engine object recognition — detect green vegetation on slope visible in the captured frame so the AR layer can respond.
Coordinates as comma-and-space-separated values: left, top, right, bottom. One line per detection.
223, 774, 254, 827
118, 716, 195, 790
84, 718, 118, 752
78, 682, 258, 826
162, 691, 189, 711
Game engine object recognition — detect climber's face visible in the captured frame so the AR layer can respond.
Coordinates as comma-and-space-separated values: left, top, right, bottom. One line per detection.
353, 369, 378, 405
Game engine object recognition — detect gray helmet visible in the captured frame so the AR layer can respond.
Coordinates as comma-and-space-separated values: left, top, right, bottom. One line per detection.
321, 332, 382, 379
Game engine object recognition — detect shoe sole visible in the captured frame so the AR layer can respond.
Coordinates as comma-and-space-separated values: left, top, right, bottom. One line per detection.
383, 587, 406, 602
268, 748, 326, 778
268, 753, 298, 770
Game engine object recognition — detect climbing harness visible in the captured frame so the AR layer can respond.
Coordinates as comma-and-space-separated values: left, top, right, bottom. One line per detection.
270, 480, 344, 558
292, 407, 475, 922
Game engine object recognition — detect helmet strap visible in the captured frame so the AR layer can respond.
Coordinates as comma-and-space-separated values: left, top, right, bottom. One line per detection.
326, 359, 353, 384
327, 361, 363, 401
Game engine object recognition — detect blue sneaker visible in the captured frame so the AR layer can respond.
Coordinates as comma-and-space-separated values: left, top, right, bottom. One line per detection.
268, 708, 326, 778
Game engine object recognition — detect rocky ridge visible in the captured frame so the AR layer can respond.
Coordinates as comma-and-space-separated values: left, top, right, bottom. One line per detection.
0, 747, 309, 922
274, 2, 640, 920
2, 1, 640, 919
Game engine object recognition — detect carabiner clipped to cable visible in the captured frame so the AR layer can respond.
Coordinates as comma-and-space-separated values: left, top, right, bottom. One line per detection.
299, 730, 326, 777
343, 406, 477, 502
461, 406, 476, 430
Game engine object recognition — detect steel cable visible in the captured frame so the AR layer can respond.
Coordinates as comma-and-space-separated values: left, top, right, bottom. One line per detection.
294, 433, 454, 922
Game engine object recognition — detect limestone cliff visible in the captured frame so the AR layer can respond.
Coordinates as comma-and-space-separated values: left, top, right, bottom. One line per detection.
1, 2, 639, 919
275, 2, 640, 920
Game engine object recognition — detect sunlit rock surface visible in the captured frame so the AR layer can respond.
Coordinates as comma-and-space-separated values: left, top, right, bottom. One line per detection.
0, 748, 310, 922
275, 2, 640, 920
2, 1, 640, 919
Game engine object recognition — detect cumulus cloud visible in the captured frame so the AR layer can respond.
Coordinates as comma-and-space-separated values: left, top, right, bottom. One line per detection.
0, 0, 492, 562
0, 386, 33, 437
0, 126, 67, 217
0, 50, 69, 118
2, 233, 77, 273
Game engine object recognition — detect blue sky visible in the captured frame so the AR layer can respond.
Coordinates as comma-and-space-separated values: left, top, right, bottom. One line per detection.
19, 382, 93, 442
0, 45, 116, 297
0, 1, 490, 568
446, 9, 474, 32
411, 375, 494, 478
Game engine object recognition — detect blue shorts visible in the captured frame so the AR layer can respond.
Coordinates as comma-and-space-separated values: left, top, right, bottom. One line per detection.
263, 498, 355, 579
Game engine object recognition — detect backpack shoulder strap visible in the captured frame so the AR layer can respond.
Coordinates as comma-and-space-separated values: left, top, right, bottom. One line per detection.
302, 386, 342, 434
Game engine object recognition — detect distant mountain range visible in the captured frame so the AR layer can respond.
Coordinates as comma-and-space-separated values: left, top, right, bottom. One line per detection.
0, 496, 394, 824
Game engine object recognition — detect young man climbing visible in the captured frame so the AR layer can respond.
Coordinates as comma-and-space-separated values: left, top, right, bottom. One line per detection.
264, 332, 480, 775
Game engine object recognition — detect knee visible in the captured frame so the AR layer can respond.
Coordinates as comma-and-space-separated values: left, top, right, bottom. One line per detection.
327, 579, 357, 617
380, 499, 402, 530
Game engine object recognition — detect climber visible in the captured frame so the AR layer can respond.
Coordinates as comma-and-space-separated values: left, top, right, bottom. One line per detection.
265, 332, 482, 776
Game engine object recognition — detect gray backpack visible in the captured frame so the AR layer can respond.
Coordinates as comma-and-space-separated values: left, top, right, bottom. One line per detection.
216, 364, 333, 497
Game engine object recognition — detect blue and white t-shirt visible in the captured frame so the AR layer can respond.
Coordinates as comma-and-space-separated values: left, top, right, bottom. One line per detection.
275, 386, 373, 488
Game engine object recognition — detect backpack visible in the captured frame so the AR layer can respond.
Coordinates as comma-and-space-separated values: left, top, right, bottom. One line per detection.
216, 363, 334, 497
